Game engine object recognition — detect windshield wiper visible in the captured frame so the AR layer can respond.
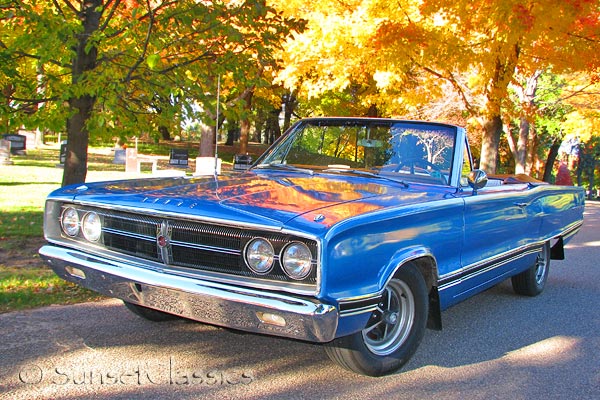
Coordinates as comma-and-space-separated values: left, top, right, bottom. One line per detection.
324, 168, 409, 187
255, 163, 315, 175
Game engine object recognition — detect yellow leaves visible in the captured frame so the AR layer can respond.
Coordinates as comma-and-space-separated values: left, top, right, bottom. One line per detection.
146, 54, 161, 70
274, 0, 406, 98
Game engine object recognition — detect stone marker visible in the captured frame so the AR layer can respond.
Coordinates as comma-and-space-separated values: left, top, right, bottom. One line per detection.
0, 139, 13, 165
113, 149, 126, 164
2, 134, 26, 155
125, 148, 138, 173
169, 148, 189, 167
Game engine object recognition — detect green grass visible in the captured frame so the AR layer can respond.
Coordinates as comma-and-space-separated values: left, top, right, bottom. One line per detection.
0, 140, 269, 313
0, 266, 103, 313
0, 149, 101, 313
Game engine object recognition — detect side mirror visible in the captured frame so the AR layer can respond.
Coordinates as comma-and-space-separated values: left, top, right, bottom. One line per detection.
467, 169, 488, 192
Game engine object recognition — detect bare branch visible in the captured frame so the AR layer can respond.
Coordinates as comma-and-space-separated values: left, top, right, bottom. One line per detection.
123, 0, 154, 83
56, 0, 78, 16
99, 0, 122, 32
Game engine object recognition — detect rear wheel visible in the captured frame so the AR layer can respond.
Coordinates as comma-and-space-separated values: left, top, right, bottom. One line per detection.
324, 263, 428, 376
511, 242, 550, 296
123, 301, 180, 322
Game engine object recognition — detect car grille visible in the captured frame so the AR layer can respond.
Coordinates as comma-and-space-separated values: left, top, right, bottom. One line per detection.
97, 209, 318, 284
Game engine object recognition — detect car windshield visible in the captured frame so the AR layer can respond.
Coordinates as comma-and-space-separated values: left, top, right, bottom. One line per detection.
256, 119, 457, 185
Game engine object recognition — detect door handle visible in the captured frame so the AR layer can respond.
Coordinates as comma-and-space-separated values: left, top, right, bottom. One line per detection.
514, 202, 528, 208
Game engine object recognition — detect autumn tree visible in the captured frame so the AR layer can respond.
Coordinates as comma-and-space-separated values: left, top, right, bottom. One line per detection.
0, 0, 301, 185
274, 0, 600, 174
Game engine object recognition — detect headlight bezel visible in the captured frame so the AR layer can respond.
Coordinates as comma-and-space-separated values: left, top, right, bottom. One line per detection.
60, 206, 80, 237
81, 211, 102, 242
244, 237, 276, 275
281, 241, 314, 280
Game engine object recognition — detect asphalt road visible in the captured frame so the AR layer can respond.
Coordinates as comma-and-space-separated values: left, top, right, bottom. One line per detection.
1, 203, 599, 400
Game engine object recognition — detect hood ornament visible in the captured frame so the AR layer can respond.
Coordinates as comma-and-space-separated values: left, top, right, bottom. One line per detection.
314, 214, 325, 222
156, 220, 172, 263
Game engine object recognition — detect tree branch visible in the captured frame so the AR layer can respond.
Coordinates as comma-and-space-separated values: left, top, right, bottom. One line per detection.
99, 0, 121, 32
418, 63, 477, 116
123, 0, 154, 83
57, 0, 78, 16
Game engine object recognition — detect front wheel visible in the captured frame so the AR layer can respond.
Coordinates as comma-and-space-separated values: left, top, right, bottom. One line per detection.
511, 242, 550, 296
123, 301, 180, 322
324, 263, 428, 376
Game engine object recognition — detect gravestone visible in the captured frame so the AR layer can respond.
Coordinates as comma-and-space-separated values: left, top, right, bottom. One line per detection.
233, 154, 253, 171
59, 141, 68, 165
113, 148, 126, 164
0, 139, 13, 165
125, 148, 138, 173
169, 148, 189, 167
2, 134, 26, 155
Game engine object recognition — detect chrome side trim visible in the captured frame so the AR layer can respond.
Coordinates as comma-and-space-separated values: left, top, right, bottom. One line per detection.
40, 244, 337, 343
438, 246, 542, 291
559, 220, 583, 240
338, 294, 382, 317
439, 220, 585, 290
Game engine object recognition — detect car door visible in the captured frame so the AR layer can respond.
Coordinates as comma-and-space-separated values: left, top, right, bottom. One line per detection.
442, 184, 535, 306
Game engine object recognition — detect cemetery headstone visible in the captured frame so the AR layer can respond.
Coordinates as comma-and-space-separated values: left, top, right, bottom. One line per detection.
113, 149, 126, 164
2, 134, 26, 155
59, 141, 68, 165
125, 148, 138, 173
169, 149, 189, 167
0, 139, 13, 165
233, 154, 253, 171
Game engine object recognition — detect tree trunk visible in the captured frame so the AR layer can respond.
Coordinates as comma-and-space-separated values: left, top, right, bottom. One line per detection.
266, 109, 281, 144
159, 126, 171, 141
282, 91, 297, 133
479, 45, 520, 175
542, 138, 561, 183
199, 126, 215, 157
225, 124, 237, 146
515, 117, 529, 174
526, 124, 538, 176
588, 158, 596, 199
366, 104, 379, 117
514, 70, 542, 175
62, 0, 102, 187
239, 90, 253, 154
479, 115, 502, 173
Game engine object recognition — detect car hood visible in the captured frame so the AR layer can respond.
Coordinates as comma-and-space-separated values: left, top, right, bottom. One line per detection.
53, 171, 448, 234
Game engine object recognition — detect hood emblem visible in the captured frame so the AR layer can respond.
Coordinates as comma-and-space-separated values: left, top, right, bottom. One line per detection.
156, 221, 172, 263
314, 214, 325, 222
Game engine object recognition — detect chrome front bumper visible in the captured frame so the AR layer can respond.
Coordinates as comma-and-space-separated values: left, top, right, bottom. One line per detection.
39, 245, 338, 342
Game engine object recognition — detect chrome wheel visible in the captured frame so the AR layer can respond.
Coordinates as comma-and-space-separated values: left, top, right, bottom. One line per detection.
534, 244, 550, 285
324, 263, 429, 376
362, 279, 415, 356
512, 241, 551, 297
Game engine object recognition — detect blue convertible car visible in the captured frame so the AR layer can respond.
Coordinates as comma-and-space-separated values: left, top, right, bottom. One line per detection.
40, 118, 584, 376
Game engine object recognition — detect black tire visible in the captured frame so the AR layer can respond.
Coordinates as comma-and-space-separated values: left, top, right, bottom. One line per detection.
324, 263, 429, 376
511, 242, 550, 297
123, 301, 180, 322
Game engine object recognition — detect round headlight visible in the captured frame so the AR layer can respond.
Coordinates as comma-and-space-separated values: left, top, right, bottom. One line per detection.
82, 212, 102, 242
245, 238, 275, 274
281, 242, 313, 280
61, 207, 80, 237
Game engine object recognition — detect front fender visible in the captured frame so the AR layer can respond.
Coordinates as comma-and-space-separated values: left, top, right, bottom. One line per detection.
377, 245, 439, 292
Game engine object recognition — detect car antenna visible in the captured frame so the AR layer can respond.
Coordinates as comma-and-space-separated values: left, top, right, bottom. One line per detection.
214, 75, 221, 178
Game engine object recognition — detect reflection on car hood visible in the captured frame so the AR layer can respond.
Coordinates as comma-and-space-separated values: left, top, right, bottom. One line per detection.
54, 171, 449, 233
